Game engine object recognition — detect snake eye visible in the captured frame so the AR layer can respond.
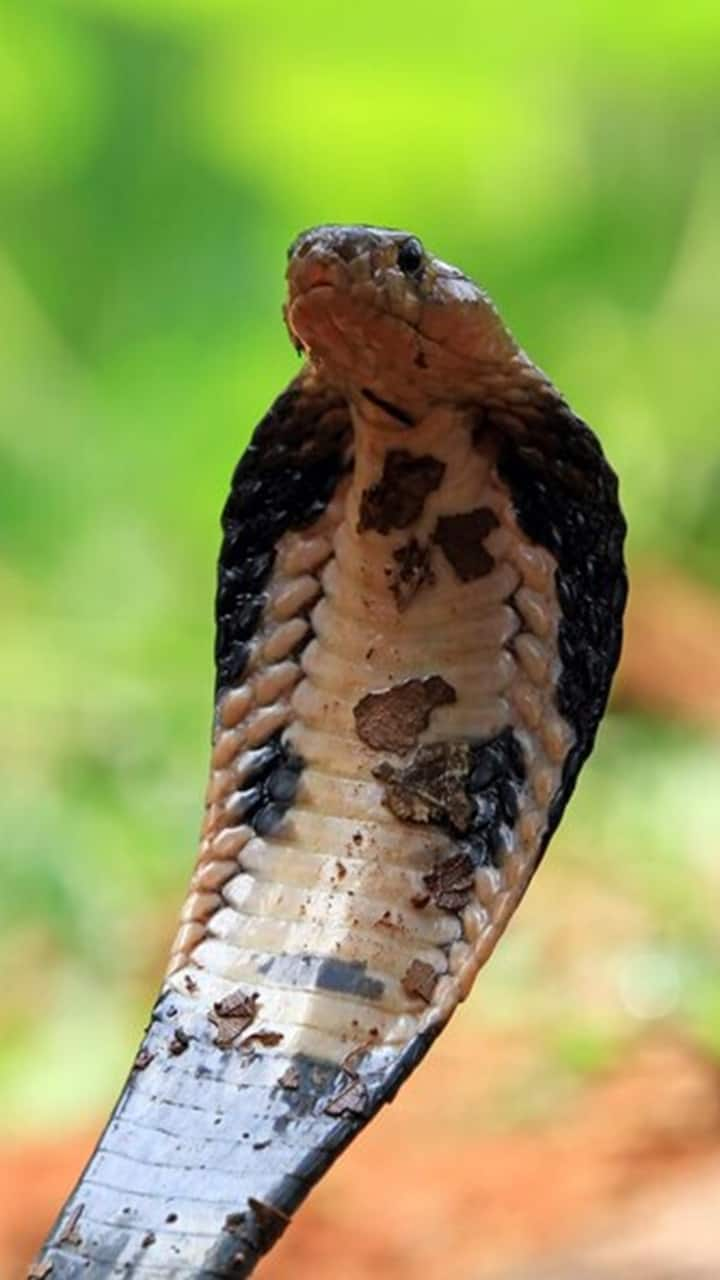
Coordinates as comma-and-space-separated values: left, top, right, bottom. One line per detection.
397, 237, 424, 276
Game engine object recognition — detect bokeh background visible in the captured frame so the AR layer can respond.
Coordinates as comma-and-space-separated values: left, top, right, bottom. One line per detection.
2, 1, 720, 1276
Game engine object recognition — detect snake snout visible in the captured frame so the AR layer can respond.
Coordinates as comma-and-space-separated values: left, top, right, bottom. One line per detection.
289, 224, 379, 265
288, 225, 421, 284
287, 228, 354, 278
286, 230, 353, 304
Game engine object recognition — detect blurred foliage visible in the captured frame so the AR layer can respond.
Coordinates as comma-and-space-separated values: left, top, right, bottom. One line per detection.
1, 0, 720, 1133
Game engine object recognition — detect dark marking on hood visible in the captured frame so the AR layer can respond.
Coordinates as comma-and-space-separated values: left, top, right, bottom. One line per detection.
376, 729, 526, 877
423, 851, 475, 913
433, 507, 499, 581
315, 957, 385, 1001
222, 735, 305, 841
401, 960, 438, 1004
374, 742, 474, 831
388, 537, 434, 610
209, 989, 260, 1048
353, 675, 456, 754
357, 449, 445, 534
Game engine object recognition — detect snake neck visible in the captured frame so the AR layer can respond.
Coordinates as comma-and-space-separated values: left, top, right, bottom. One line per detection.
166, 390, 572, 1069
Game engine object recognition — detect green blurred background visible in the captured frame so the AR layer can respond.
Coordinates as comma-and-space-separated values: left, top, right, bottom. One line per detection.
2, 0, 720, 1173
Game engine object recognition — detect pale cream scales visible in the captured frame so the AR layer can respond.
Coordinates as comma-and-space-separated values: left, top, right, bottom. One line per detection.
167, 397, 572, 1062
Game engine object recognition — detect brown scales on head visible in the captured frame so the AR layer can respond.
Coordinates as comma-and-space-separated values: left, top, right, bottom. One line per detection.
285, 224, 520, 423
35, 224, 626, 1279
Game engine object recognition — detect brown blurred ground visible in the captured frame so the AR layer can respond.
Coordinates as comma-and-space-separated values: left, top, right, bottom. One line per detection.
6, 562, 720, 1279
507, 1155, 720, 1279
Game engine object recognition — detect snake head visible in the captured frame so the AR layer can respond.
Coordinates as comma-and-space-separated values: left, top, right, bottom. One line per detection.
285, 224, 518, 425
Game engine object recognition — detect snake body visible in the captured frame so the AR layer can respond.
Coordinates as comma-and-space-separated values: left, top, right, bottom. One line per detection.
36, 226, 627, 1278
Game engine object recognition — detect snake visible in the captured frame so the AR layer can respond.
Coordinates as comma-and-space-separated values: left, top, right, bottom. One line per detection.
35, 225, 627, 1279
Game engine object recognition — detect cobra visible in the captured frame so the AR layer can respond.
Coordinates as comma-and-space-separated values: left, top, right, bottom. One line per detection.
36, 226, 627, 1278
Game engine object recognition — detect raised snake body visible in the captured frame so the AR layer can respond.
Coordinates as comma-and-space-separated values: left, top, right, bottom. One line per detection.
36, 226, 627, 1278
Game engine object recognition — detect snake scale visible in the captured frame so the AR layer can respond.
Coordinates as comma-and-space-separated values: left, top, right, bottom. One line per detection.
35, 226, 627, 1278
